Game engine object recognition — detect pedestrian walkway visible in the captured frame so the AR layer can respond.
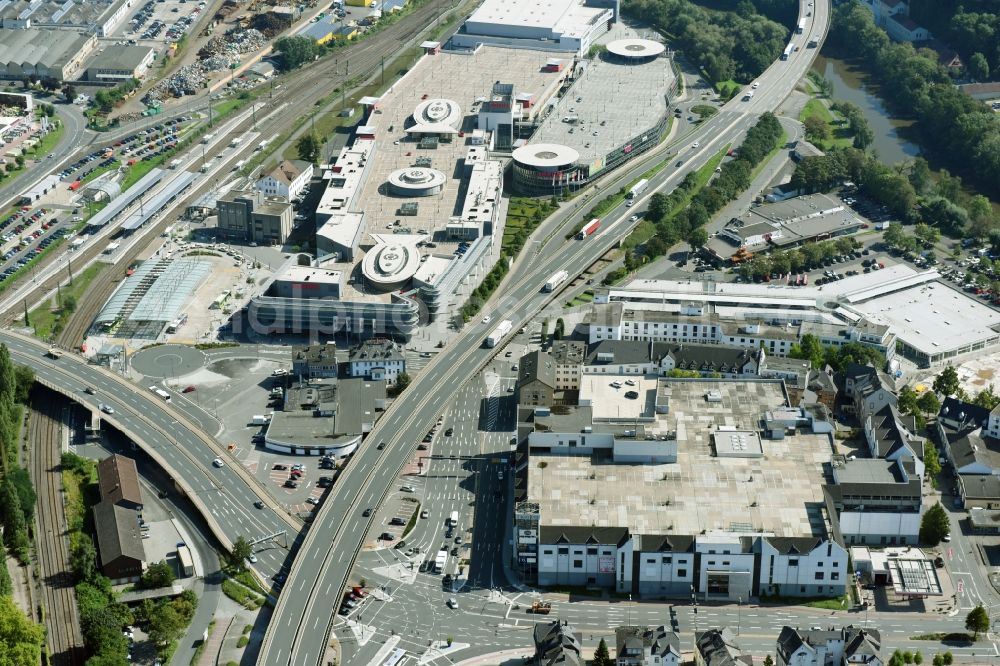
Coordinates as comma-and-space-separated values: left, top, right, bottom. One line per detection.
196, 617, 229, 666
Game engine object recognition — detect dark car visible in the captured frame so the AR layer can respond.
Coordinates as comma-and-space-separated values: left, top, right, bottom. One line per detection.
284, 479, 298, 488
389, 517, 406, 526
254, 500, 265, 509
182, 385, 196, 393
377, 441, 386, 450
445, 428, 454, 436
934, 556, 945, 568
273, 464, 287, 471
624, 390, 639, 399
380, 532, 395, 541
417, 443, 428, 450
362, 507, 372, 517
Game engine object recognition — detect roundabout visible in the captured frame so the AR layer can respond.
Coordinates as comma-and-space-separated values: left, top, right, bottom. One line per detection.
130, 344, 207, 379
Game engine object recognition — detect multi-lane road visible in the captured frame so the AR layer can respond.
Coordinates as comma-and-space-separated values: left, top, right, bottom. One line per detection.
259, 4, 836, 664
0, 331, 300, 577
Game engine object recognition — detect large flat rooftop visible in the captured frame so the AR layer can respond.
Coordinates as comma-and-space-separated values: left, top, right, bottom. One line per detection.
316, 45, 560, 303
529, 380, 832, 538
527, 24, 674, 166
851, 280, 1000, 357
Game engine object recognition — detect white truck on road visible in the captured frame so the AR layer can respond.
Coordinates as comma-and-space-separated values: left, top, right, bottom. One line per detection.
543, 270, 568, 292
485, 319, 512, 348
434, 549, 448, 573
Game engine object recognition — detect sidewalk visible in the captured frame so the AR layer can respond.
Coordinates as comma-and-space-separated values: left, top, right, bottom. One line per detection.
196, 617, 230, 666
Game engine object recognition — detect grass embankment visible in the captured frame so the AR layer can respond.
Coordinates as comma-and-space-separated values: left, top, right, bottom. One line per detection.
799, 96, 853, 151
565, 155, 675, 240
222, 578, 264, 609
503, 198, 558, 256
29, 263, 106, 341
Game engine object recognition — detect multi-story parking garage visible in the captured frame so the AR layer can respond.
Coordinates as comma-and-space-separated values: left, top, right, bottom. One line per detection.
511, 36, 676, 194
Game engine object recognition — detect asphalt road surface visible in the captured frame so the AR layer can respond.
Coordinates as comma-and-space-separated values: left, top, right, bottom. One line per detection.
0, 331, 299, 578
258, 4, 836, 663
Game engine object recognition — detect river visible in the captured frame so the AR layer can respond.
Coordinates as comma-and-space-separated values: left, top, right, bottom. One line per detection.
812, 54, 921, 166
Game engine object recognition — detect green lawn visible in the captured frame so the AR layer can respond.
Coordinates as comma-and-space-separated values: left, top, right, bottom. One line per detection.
121, 157, 162, 190
799, 98, 853, 151
503, 197, 558, 256
29, 263, 106, 340
29, 120, 65, 157
623, 220, 656, 252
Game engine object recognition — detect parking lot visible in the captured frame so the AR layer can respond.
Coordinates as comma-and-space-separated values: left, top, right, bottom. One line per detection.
116, 0, 207, 46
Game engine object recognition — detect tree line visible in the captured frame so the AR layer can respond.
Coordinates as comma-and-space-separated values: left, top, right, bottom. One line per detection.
789, 144, 996, 244
623, 0, 788, 84
909, 0, 1000, 80
604, 112, 784, 284
0, 344, 43, 664
828, 1, 1000, 195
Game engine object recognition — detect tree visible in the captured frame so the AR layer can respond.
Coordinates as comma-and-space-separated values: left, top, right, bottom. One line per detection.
553, 318, 566, 340
804, 115, 830, 143
914, 650, 923, 664
965, 604, 989, 640
917, 391, 940, 417
0, 595, 44, 666
61, 83, 76, 102
919, 503, 950, 546
230, 536, 252, 570
924, 441, 942, 478
932, 366, 960, 397
296, 132, 320, 163
942, 652, 953, 665
141, 560, 176, 589
884, 222, 907, 248
763, 657, 775, 666
968, 52, 990, 81
789, 333, 824, 370
687, 226, 708, 251
647, 193, 670, 223
593, 638, 612, 666
973, 385, 1000, 410
70, 539, 98, 583
932, 655, 943, 666
273, 36, 321, 70
147, 602, 185, 646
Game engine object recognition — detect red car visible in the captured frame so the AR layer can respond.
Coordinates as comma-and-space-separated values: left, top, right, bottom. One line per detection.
182, 385, 196, 393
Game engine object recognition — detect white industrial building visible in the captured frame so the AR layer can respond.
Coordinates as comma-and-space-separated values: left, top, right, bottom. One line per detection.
452, 0, 619, 56
256, 160, 314, 200
584, 265, 1000, 368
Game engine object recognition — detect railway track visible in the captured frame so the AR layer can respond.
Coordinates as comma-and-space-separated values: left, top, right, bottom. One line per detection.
28, 387, 86, 666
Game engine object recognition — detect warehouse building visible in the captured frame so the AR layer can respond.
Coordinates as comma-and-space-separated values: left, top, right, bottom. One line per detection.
452, 0, 619, 56
0, 28, 97, 80
84, 45, 155, 83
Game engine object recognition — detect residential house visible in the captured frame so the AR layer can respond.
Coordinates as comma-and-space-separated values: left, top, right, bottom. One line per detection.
937, 422, 1000, 509
291, 344, 339, 379
938, 398, 989, 431
519, 350, 557, 407
256, 159, 314, 200
615, 625, 680, 666
805, 367, 838, 412
97, 454, 143, 511
887, 13, 930, 42
694, 628, 752, 666
532, 620, 583, 666
776, 625, 882, 666
536, 528, 848, 601
759, 357, 811, 405
959, 474, 1000, 510
346, 339, 405, 384
550, 340, 587, 390
824, 457, 922, 546
92, 500, 145, 583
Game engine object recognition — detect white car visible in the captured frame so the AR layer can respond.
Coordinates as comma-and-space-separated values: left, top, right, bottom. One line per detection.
691, 141, 700, 149
99, 403, 115, 415
751, 81, 759, 89
482, 315, 491, 324
247, 553, 257, 563
212, 457, 224, 468
306, 496, 319, 505
446, 597, 458, 609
